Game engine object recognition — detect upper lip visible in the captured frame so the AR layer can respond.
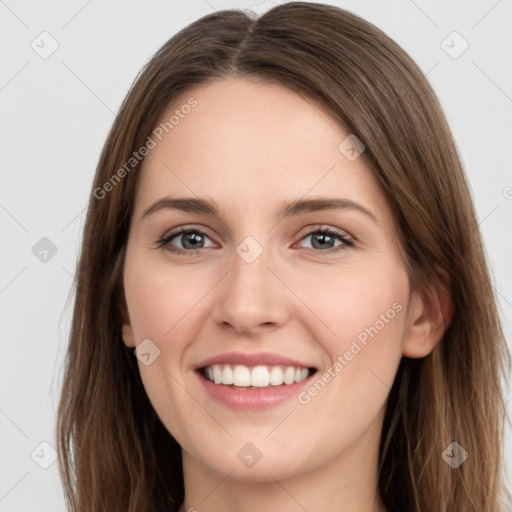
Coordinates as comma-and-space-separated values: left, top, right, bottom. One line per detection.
194, 351, 316, 370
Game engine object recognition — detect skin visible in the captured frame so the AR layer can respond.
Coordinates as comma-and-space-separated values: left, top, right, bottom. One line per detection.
121, 77, 452, 512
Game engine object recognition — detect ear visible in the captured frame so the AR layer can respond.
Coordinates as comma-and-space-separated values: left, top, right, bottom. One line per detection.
402, 269, 454, 358
120, 301, 136, 348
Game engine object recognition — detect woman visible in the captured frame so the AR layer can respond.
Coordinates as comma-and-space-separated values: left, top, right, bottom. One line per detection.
56, 2, 511, 511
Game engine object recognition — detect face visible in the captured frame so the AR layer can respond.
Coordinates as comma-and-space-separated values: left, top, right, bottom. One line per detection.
121, 77, 430, 482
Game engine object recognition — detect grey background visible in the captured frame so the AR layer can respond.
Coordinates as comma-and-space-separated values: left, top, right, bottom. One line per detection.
1, 0, 511, 510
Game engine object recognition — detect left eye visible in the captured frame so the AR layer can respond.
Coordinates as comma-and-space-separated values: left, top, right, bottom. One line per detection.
157, 229, 215, 253
296, 227, 353, 251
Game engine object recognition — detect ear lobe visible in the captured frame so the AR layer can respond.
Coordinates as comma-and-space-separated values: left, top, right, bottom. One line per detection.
403, 271, 454, 358
120, 301, 136, 348
122, 323, 136, 348
438, 279, 454, 330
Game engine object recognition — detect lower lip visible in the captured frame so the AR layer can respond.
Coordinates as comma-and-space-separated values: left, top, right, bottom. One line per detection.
195, 370, 314, 410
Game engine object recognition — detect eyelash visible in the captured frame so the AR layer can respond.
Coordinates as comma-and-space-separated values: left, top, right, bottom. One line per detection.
155, 226, 354, 256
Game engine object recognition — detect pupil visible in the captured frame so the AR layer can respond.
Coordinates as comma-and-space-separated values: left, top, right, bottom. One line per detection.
183, 232, 203, 249
312, 233, 333, 249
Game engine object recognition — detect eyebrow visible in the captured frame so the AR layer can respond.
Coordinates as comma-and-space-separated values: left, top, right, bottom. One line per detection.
141, 196, 378, 224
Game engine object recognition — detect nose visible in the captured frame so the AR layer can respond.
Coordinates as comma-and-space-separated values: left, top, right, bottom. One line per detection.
212, 245, 291, 337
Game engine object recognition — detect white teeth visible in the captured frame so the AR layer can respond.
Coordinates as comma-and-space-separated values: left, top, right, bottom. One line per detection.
251, 365, 270, 387
222, 365, 234, 385
283, 366, 295, 385
269, 366, 284, 386
233, 365, 251, 386
213, 365, 223, 384
204, 363, 312, 387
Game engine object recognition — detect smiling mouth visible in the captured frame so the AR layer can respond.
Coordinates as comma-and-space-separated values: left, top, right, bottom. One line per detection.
199, 363, 317, 389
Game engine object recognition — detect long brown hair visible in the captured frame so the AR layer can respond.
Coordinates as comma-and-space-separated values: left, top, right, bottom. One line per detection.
56, 3, 511, 511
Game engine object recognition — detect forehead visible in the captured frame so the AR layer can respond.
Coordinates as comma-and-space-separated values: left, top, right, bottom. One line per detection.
132, 77, 389, 224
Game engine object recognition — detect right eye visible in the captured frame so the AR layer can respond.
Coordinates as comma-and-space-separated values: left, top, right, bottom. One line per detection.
156, 227, 216, 255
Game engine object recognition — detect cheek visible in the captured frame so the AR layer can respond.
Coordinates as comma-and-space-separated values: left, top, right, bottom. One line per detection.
123, 256, 212, 440
294, 262, 407, 419
295, 258, 409, 352
293, 259, 409, 412
124, 255, 212, 344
